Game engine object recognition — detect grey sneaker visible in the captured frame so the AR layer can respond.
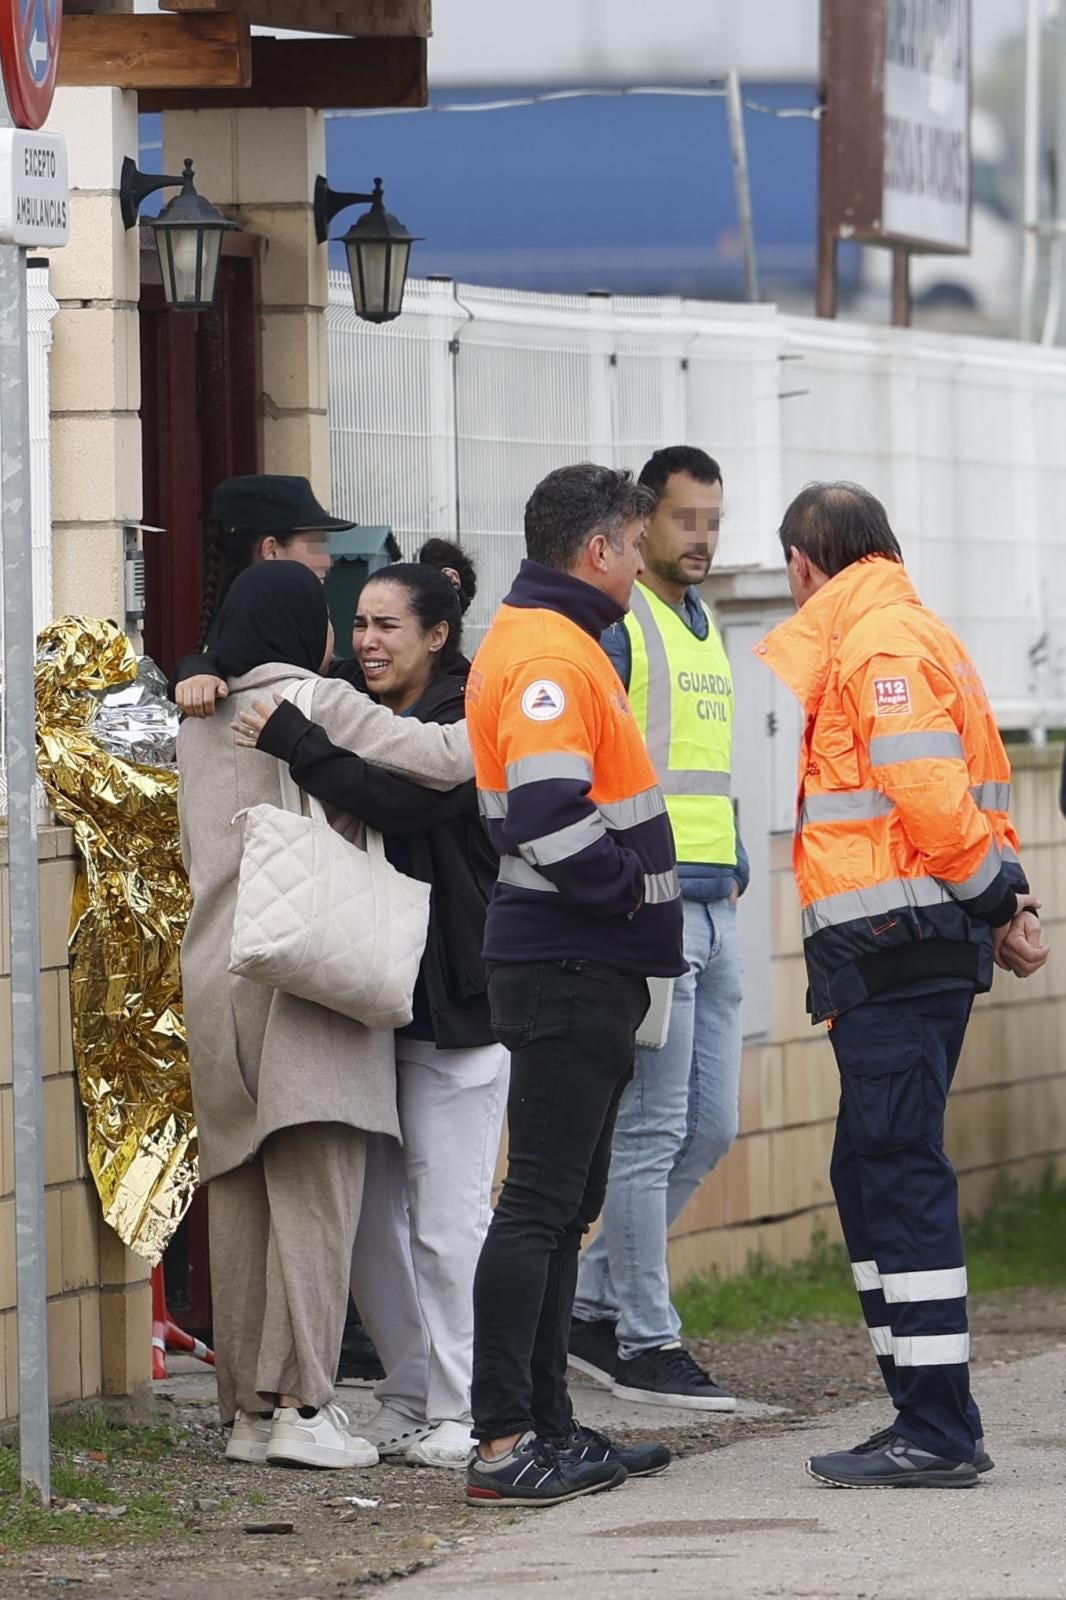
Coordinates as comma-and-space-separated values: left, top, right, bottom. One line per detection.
807, 1429, 978, 1488
361, 1402, 432, 1458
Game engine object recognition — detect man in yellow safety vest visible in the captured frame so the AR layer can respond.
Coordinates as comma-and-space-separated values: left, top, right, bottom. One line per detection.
569, 445, 746, 1411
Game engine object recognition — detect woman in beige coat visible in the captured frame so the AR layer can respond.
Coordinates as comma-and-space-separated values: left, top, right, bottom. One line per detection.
178, 561, 472, 1470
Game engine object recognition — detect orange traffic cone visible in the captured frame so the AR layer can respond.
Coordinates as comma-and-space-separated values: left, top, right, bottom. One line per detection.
151, 1264, 215, 1380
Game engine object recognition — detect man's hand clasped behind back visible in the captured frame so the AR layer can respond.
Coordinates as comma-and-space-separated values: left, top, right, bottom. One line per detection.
993, 892, 1050, 979
176, 675, 228, 718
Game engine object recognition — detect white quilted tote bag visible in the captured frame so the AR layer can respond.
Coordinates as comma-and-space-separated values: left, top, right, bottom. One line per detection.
229, 678, 431, 1031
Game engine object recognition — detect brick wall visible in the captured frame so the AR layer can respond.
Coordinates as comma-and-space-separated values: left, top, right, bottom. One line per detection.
0, 826, 151, 1423
666, 745, 1066, 1286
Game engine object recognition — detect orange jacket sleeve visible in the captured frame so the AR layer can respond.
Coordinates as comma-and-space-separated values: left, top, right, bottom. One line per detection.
494, 655, 645, 919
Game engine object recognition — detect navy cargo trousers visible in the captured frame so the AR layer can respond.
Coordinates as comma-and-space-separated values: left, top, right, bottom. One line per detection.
827, 988, 980, 1463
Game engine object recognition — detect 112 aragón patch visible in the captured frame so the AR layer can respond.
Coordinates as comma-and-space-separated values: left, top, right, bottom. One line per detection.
873, 676, 911, 715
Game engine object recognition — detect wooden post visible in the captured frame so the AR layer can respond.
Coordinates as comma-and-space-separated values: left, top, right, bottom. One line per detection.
891, 245, 912, 327
815, 0, 837, 319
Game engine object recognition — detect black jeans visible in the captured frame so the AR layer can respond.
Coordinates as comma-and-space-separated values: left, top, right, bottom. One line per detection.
471, 959, 649, 1442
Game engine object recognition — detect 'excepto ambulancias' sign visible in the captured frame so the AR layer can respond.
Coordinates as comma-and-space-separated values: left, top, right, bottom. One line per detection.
0, 128, 69, 246
882, 0, 970, 250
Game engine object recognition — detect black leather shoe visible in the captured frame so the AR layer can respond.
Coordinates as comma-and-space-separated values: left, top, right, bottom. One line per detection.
567, 1317, 619, 1388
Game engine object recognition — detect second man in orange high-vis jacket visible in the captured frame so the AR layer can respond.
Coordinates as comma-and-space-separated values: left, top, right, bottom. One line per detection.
757, 480, 1048, 1491
463, 464, 685, 1508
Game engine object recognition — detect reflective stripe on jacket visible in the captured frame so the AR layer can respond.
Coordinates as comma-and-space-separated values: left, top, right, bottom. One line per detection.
624, 583, 738, 869
757, 558, 1027, 1022
466, 560, 685, 978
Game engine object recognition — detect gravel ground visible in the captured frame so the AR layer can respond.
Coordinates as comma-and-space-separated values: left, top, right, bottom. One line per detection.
1, 1286, 1063, 1600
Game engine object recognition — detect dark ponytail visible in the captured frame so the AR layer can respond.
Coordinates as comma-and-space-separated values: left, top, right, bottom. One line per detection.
418, 538, 477, 615
198, 523, 302, 647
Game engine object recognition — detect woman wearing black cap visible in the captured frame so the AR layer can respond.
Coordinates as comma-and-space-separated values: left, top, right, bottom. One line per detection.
172, 474, 353, 714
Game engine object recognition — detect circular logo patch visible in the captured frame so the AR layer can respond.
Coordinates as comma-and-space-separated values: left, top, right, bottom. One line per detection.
520, 679, 566, 721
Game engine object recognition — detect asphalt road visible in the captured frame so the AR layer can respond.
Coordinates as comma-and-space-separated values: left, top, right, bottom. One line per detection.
389, 1345, 1066, 1600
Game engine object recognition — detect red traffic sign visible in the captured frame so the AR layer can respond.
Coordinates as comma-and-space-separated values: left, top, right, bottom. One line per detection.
0, 0, 61, 131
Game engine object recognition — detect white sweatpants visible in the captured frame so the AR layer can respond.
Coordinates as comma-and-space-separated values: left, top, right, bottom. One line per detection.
350, 1037, 508, 1425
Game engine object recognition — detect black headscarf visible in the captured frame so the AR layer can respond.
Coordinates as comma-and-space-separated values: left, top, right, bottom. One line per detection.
213, 561, 330, 679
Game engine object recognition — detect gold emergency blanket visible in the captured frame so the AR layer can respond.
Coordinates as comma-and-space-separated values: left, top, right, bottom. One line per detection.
34, 617, 196, 1264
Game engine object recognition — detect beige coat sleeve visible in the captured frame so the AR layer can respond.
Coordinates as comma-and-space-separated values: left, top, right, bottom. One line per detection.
307, 677, 473, 790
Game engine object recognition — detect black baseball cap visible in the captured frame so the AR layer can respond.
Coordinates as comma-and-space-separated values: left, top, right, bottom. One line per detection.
210, 474, 356, 536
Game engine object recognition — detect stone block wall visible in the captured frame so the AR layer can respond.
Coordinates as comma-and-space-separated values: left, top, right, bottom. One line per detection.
0, 828, 151, 1422
42, 88, 142, 631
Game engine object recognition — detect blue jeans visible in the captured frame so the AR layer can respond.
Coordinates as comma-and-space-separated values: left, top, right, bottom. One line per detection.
573, 897, 743, 1357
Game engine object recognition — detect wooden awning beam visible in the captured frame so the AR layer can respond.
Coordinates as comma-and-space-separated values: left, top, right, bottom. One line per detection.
58, 12, 252, 89
156, 0, 431, 37
138, 34, 426, 110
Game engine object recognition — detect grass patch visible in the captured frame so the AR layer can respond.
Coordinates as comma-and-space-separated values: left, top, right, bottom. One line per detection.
676, 1170, 1066, 1338
0, 1411, 185, 1555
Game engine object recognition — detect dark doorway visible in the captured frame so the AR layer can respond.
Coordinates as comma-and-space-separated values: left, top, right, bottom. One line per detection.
140, 245, 261, 673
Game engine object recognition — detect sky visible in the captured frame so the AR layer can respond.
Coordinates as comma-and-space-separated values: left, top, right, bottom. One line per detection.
130, 1, 1030, 87
425, 0, 1028, 86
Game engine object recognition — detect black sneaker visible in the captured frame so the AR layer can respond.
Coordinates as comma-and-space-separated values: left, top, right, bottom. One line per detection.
613, 1342, 736, 1412
336, 1319, 386, 1385
807, 1429, 979, 1489
466, 1431, 626, 1507
560, 1421, 671, 1479
851, 1425, 993, 1475
567, 1318, 619, 1388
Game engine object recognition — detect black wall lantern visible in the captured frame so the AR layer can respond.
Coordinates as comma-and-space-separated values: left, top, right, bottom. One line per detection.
314, 175, 421, 324
120, 157, 238, 311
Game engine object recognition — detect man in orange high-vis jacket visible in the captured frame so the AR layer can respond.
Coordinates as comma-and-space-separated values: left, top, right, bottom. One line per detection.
758, 482, 1049, 1490
463, 464, 685, 1508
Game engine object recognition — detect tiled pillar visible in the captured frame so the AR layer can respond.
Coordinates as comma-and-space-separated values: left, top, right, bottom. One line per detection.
161, 108, 331, 496
42, 88, 141, 629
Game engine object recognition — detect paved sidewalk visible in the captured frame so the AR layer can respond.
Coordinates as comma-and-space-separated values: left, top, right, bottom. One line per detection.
387, 1346, 1066, 1600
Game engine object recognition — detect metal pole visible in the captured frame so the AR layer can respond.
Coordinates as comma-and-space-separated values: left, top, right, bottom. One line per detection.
1041, 2, 1066, 343
724, 69, 760, 303
815, 1, 838, 319
891, 245, 912, 327
1021, 0, 1043, 341
0, 93, 51, 1502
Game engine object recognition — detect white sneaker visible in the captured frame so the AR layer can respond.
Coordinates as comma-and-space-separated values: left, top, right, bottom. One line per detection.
225, 1410, 272, 1464
361, 1402, 433, 1459
266, 1402, 379, 1470
405, 1419, 475, 1470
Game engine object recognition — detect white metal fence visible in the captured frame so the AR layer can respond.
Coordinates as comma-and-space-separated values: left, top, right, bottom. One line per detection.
329, 273, 1066, 733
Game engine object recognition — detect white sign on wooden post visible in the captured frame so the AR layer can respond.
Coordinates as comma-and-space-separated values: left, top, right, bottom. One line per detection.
0, 127, 68, 245
882, 0, 970, 250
